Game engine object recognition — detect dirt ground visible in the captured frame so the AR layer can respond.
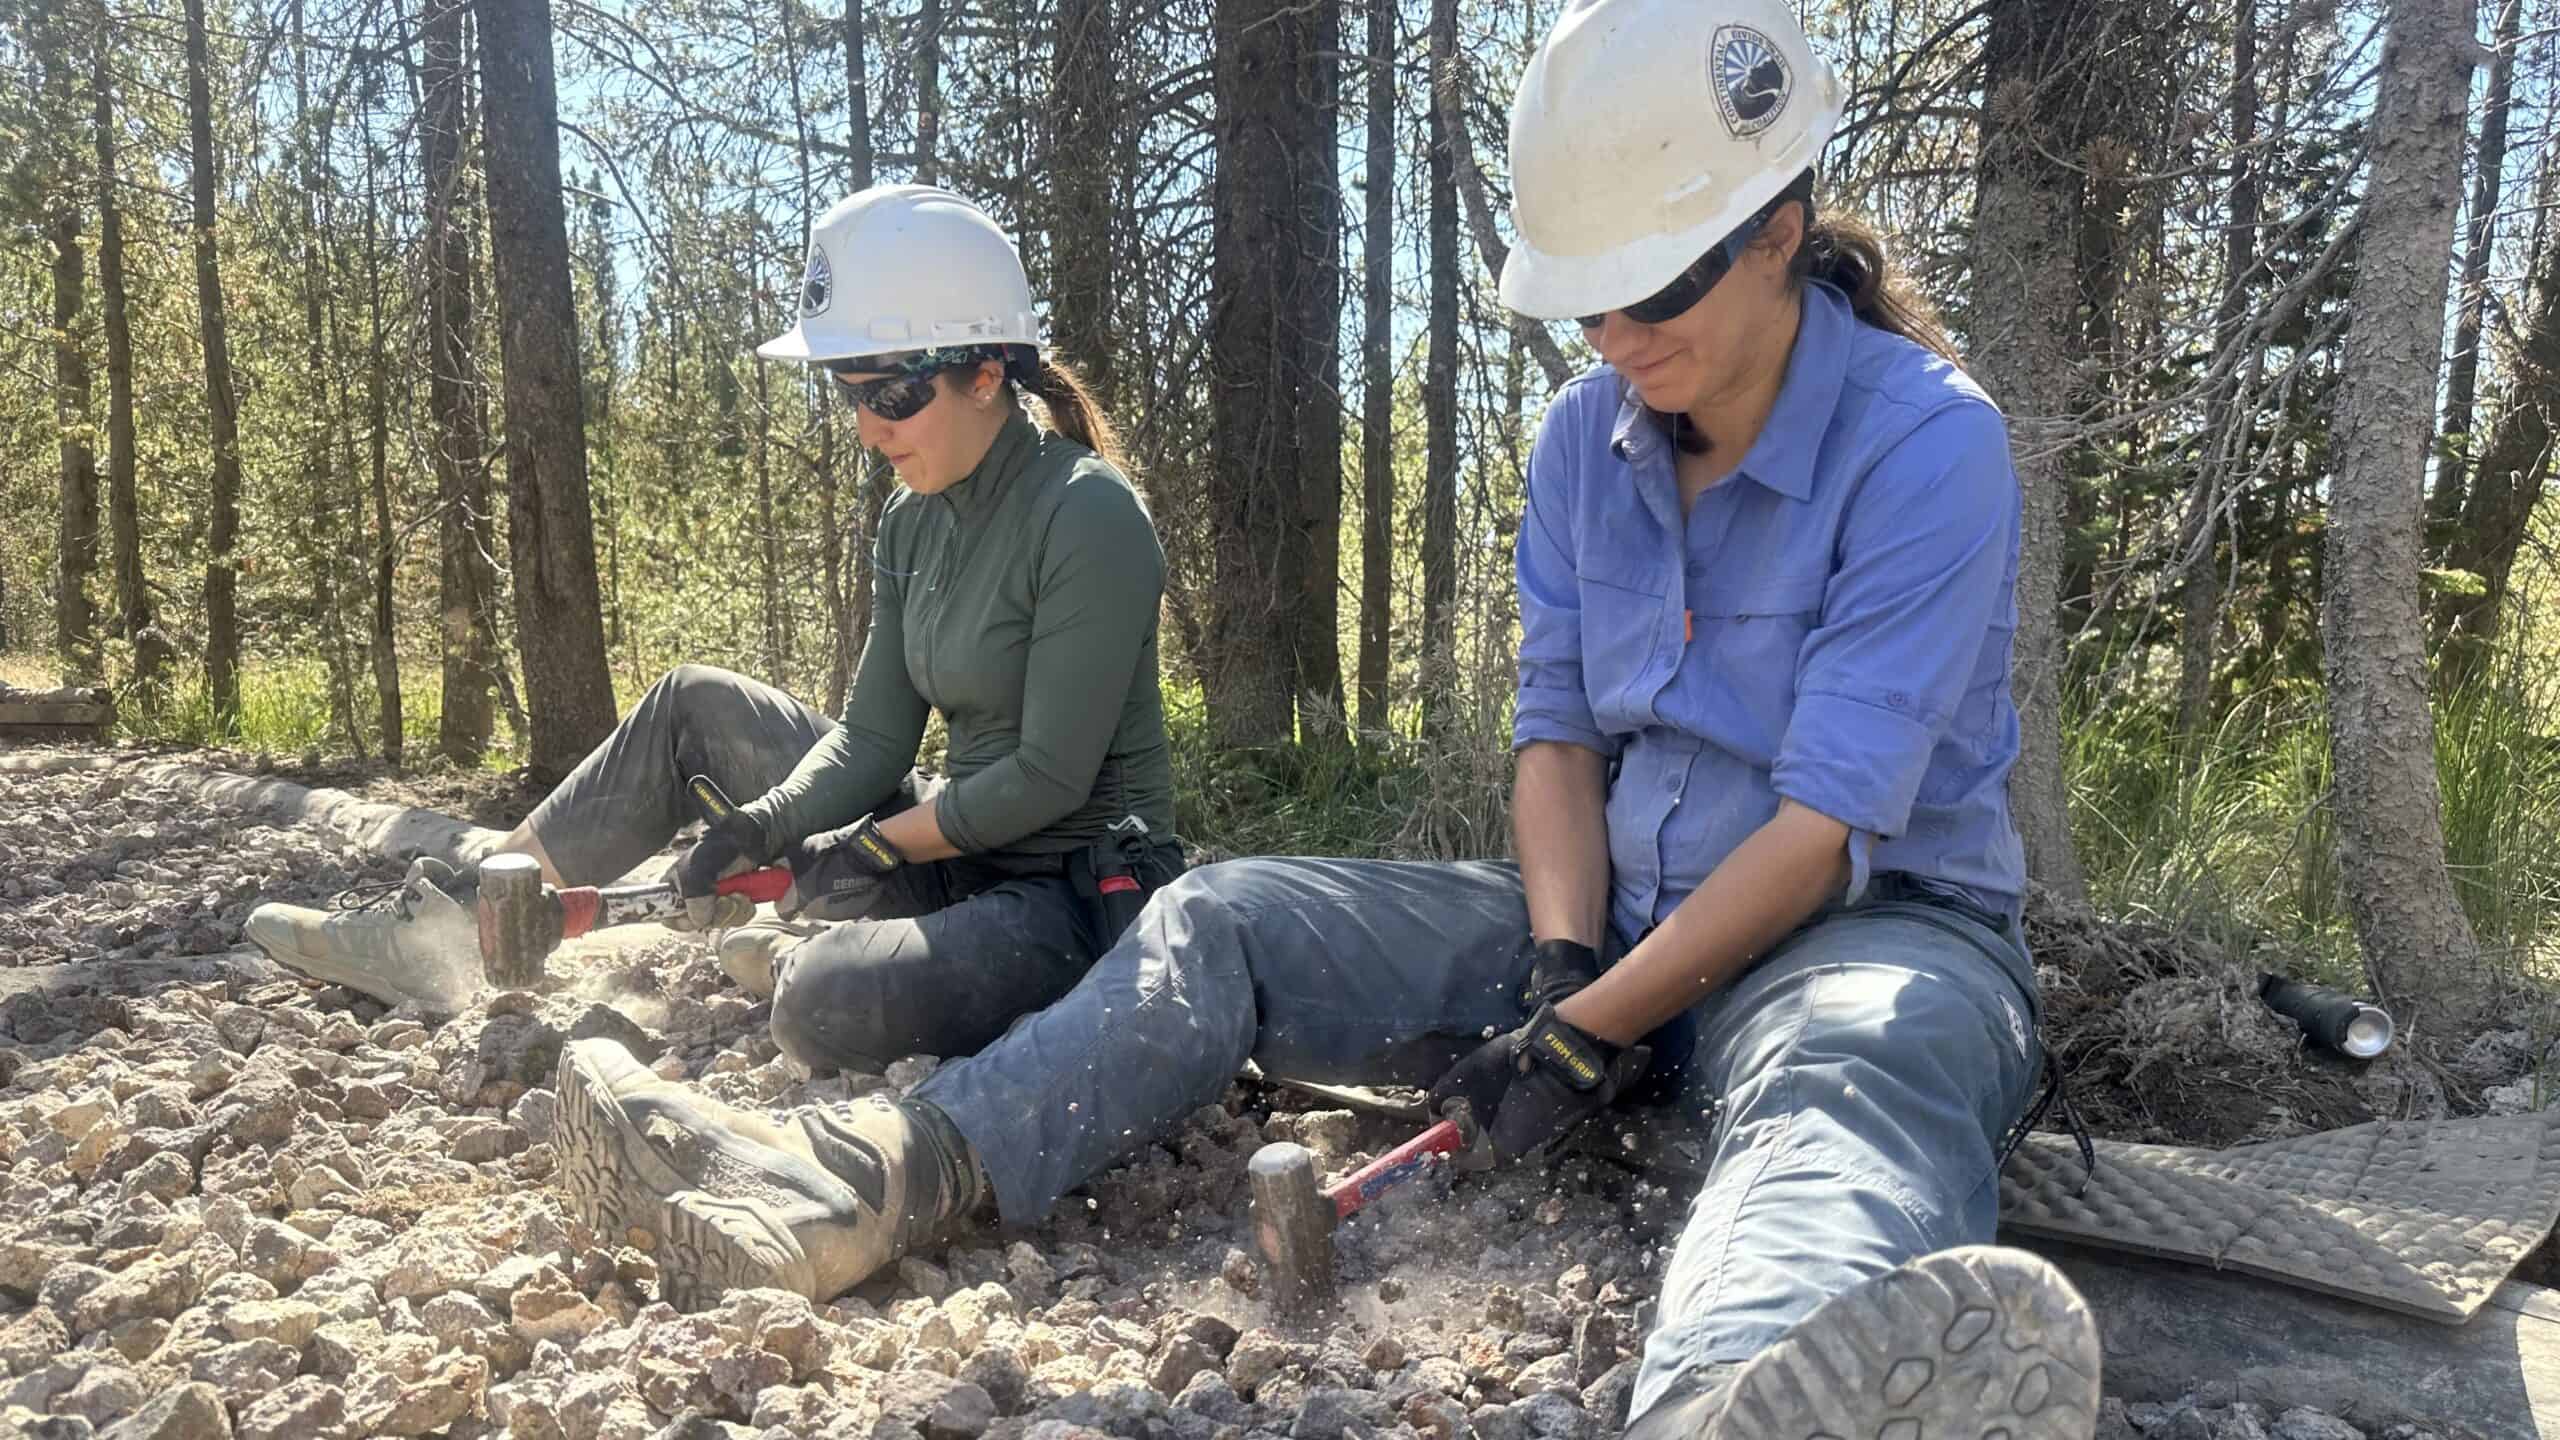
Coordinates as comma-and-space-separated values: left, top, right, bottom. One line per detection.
0, 744, 2537, 1439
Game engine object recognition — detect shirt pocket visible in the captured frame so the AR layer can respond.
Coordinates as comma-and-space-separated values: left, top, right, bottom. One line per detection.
1577, 573, 1668, 728
1687, 574, 1828, 763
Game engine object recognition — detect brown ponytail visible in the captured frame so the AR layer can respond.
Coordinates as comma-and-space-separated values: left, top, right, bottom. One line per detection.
1780, 170, 1960, 364
1014, 355, 1124, 465
1640, 171, 1960, 455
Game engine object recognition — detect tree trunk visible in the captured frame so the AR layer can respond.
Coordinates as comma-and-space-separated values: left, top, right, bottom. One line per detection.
293, 0, 362, 757
845, 0, 872, 193
915, 0, 943, 185
755, 362, 785, 685
1965, 0, 2091, 902
2177, 0, 2260, 740
366, 151, 403, 769
92, 21, 162, 695
183, 0, 243, 730
1418, 0, 1459, 741
1205, 0, 1327, 747
1355, 0, 1394, 736
1296, 0, 1345, 731
2321, 0, 2485, 1032
844, 0, 890, 670
2425, 0, 2523, 558
828, 0, 873, 706
424, 0, 499, 763
1049, 0, 1116, 397
476, 0, 619, 776
51, 207, 100, 683
2437, 154, 2560, 686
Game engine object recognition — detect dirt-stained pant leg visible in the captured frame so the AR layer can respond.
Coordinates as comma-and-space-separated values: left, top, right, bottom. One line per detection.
522, 664, 847, 885
912, 856, 1542, 1226
1627, 903, 2042, 1422
765, 871, 1102, 1074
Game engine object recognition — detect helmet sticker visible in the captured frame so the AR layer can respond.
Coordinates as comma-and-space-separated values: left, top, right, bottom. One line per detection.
801, 247, 832, 318
1711, 25, 1791, 139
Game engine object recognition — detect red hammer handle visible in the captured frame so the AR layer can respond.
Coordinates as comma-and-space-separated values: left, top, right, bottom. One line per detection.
719, 866, 794, 904
556, 865, 794, 939
1323, 1117, 1466, 1222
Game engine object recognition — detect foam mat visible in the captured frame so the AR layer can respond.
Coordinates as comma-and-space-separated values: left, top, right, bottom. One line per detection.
1998, 1108, 2560, 1322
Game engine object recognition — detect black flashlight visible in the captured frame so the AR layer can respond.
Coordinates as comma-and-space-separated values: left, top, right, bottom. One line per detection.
2258, 973, 2396, 1059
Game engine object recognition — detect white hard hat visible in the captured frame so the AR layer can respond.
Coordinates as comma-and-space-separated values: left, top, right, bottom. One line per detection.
1499, 0, 1844, 321
756, 184, 1046, 362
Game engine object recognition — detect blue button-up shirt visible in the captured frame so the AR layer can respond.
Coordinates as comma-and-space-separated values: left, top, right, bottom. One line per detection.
1512, 280, 2027, 946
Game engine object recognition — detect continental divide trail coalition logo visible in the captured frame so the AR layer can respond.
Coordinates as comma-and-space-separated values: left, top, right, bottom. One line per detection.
1711, 24, 1790, 139
802, 247, 833, 318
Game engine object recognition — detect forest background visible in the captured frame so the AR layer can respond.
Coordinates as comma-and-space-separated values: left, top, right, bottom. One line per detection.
4, 0, 2558, 1041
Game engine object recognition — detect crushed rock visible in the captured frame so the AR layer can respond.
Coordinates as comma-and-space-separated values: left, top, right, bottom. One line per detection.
0, 753, 2507, 1438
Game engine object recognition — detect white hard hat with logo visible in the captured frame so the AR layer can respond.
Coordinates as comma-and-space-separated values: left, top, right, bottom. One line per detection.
757, 184, 1046, 362
1500, 0, 1844, 321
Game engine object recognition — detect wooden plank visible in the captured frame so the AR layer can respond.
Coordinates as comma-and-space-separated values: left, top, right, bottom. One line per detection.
2032, 1239, 2560, 1440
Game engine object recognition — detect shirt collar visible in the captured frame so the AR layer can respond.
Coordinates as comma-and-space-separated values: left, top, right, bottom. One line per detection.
1605, 280, 1853, 504
939, 408, 1041, 517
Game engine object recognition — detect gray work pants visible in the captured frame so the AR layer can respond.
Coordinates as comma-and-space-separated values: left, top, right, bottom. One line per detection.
914, 857, 2041, 1423
524, 664, 1121, 1071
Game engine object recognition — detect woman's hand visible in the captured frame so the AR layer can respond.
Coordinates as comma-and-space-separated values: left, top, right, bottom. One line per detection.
779, 815, 907, 921
671, 809, 778, 931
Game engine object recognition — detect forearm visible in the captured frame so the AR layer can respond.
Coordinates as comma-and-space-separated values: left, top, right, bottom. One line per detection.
1513, 741, 1613, 948
875, 800, 961, 863
1556, 800, 1850, 1045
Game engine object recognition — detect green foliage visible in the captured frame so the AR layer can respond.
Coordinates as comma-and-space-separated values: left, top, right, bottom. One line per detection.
2067, 660, 2560, 981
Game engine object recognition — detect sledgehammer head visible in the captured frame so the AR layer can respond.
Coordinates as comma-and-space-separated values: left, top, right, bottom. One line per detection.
476, 853, 560, 989
1249, 1141, 1335, 1316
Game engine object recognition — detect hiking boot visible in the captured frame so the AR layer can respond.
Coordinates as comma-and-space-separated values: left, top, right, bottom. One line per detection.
1628, 1246, 2101, 1440
716, 916, 826, 1000
553, 1037, 981, 1309
244, 857, 483, 1014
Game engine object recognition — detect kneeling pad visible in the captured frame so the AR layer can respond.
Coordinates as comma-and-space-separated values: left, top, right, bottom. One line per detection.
1998, 1109, 2560, 1322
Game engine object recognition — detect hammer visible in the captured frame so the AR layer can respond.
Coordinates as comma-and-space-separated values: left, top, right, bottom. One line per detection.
1248, 1109, 1473, 1315
474, 853, 794, 987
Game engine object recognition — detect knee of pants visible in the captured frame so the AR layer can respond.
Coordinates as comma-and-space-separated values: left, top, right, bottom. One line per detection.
767, 939, 896, 1075
1712, 964, 2022, 1178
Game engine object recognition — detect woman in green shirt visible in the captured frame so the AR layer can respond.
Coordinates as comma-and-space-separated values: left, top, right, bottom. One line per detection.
245, 185, 1182, 1076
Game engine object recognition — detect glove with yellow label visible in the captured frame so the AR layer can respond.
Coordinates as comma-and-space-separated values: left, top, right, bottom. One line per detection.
1427, 1004, 1651, 1166
779, 814, 908, 922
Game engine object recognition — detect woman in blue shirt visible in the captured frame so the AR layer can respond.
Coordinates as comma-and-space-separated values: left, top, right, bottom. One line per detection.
549, 3, 2102, 1437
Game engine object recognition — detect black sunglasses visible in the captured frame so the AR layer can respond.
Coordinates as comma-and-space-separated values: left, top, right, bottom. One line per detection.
826, 362, 953, 421
1577, 217, 1766, 330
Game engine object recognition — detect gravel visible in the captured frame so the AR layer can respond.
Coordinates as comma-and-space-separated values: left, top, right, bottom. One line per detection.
0, 752, 2448, 1438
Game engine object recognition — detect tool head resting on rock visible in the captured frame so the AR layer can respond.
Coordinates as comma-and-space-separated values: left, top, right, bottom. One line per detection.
476, 853, 559, 989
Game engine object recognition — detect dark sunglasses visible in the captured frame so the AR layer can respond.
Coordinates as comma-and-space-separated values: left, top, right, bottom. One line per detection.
1577, 217, 1766, 330
826, 362, 951, 421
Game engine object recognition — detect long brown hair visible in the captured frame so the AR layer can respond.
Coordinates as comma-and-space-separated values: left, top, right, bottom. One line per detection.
1643, 169, 1958, 455
1007, 352, 1124, 465
1779, 170, 1959, 364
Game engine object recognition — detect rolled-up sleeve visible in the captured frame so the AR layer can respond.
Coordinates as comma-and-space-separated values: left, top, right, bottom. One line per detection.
1512, 400, 1618, 759
1773, 402, 2017, 846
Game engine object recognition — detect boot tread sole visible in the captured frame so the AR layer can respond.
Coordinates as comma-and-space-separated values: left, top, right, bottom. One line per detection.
555, 1040, 818, 1311
1708, 1245, 2101, 1440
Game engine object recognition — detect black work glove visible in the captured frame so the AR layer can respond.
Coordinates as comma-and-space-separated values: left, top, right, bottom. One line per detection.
671, 806, 778, 932
1428, 1004, 1651, 1167
779, 814, 906, 922
1524, 937, 1601, 1008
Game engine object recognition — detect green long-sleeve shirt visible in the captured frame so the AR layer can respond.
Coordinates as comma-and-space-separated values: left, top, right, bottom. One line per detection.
746, 410, 1175, 859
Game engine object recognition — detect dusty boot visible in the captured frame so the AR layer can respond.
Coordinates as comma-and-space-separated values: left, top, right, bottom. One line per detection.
716, 916, 826, 1000
243, 857, 483, 1014
1637, 1246, 2100, 1440
554, 1038, 981, 1310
